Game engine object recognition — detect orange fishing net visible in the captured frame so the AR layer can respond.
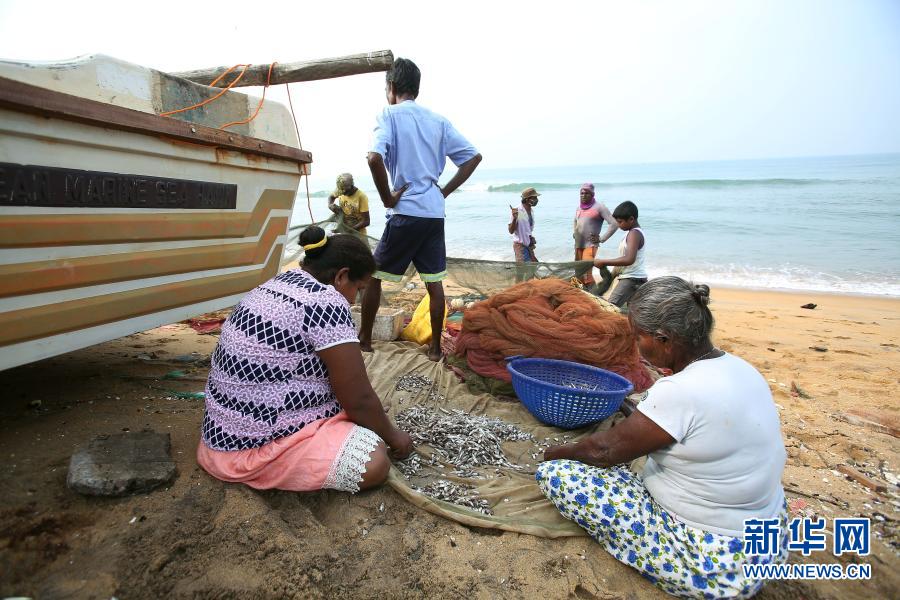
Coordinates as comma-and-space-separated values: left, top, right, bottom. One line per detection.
454, 279, 654, 392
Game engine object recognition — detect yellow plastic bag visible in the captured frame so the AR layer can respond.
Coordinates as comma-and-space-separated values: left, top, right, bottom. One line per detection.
400, 294, 447, 345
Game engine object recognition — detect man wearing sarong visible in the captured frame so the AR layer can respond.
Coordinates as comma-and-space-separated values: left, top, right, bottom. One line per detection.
510, 187, 540, 283
573, 183, 618, 293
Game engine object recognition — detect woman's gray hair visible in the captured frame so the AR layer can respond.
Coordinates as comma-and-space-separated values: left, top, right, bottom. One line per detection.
628, 276, 714, 347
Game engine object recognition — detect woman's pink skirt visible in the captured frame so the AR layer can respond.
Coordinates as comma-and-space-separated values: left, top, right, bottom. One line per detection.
196, 411, 382, 493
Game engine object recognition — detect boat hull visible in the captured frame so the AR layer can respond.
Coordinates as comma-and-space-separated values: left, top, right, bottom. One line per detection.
0, 104, 304, 370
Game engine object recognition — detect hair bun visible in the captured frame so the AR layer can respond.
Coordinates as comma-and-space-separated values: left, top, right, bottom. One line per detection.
692, 284, 711, 306
299, 225, 328, 257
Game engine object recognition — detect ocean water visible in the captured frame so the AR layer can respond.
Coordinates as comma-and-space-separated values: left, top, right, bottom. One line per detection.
292, 153, 900, 297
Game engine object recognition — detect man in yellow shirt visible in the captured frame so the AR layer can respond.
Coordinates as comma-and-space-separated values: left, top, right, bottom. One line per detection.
328, 173, 370, 236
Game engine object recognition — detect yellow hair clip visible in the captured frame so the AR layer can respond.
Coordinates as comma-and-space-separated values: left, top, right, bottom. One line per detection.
302, 237, 327, 251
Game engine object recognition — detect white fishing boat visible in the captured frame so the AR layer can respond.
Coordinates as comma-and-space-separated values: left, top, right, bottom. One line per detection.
0, 51, 392, 370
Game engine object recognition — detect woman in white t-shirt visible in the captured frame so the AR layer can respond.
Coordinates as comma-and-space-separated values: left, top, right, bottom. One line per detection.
536, 277, 788, 599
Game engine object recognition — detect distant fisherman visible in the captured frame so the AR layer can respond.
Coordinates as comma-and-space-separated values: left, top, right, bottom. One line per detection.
594, 201, 647, 308
328, 172, 370, 237
509, 187, 540, 282
573, 183, 618, 292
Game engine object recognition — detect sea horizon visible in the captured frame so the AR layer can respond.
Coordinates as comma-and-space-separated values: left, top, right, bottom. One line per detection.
291, 152, 900, 298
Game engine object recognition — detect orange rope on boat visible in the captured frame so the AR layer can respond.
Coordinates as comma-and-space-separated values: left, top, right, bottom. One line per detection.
454, 278, 655, 392
159, 63, 250, 117
285, 82, 316, 224
302, 172, 315, 225
220, 62, 277, 129
285, 83, 302, 148
161, 60, 316, 225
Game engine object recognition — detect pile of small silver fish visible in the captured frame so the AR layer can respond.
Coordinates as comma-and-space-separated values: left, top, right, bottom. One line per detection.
395, 452, 483, 480
394, 452, 423, 478
395, 405, 533, 472
394, 373, 445, 403
395, 373, 433, 392
413, 479, 493, 515
526, 434, 576, 461
450, 467, 481, 478
563, 381, 601, 391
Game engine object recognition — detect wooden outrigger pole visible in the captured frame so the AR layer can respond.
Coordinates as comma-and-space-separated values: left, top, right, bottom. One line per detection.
172, 50, 394, 87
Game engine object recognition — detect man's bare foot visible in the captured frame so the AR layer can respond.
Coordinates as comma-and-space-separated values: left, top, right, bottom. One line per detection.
360, 340, 374, 353
426, 345, 443, 362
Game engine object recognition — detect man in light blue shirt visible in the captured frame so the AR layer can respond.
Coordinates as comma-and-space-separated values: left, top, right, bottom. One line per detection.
360, 57, 482, 361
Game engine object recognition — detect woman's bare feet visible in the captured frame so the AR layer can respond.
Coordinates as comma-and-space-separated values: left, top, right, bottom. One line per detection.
359, 338, 374, 353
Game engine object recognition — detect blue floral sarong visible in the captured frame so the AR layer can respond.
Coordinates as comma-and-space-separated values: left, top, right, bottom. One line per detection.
536, 460, 789, 599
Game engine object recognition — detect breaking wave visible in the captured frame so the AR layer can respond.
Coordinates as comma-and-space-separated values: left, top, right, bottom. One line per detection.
484, 178, 857, 192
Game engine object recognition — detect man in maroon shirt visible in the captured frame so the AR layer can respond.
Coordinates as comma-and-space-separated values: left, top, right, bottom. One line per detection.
573, 183, 618, 292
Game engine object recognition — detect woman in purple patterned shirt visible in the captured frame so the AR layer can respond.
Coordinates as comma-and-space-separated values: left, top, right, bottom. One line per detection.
197, 226, 413, 493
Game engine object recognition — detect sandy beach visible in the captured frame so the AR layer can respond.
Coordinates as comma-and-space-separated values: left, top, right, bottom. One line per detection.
0, 285, 897, 599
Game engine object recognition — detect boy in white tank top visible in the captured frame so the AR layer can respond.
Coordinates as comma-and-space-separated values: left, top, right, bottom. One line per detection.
593, 201, 647, 308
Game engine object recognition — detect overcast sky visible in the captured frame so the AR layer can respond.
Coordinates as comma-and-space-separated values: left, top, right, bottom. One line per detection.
1, 0, 898, 187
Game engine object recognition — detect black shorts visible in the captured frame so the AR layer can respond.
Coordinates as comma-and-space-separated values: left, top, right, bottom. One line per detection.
373, 214, 447, 282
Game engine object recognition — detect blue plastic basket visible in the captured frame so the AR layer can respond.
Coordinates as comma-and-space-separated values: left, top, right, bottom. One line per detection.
506, 357, 634, 429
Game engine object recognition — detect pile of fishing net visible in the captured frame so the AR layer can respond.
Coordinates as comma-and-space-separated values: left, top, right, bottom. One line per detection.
453, 278, 654, 392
